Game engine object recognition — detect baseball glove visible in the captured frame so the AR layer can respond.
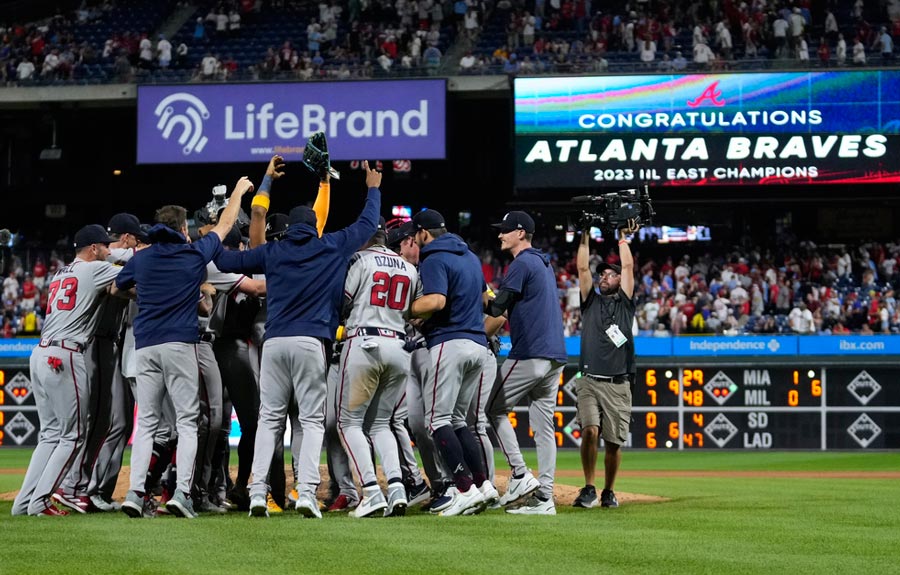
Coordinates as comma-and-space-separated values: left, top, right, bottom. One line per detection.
302, 132, 340, 181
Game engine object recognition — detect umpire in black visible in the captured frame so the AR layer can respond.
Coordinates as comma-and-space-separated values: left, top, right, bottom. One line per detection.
573, 219, 639, 510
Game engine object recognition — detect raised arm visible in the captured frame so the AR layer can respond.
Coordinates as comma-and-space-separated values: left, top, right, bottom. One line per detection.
313, 176, 330, 237
327, 161, 382, 256
619, 219, 638, 299
210, 177, 254, 241
577, 230, 593, 301
249, 155, 285, 247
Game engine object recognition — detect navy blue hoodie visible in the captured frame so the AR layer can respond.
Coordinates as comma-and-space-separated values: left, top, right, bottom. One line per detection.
116, 224, 222, 349
418, 233, 487, 348
214, 187, 380, 341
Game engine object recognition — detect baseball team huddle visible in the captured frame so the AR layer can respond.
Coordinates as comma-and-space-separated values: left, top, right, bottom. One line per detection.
12, 152, 639, 519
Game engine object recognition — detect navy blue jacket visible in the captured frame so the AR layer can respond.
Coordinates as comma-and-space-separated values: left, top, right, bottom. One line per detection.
418, 233, 487, 348
501, 247, 567, 363
214, 188, 380, 341
116, 225, 221, 349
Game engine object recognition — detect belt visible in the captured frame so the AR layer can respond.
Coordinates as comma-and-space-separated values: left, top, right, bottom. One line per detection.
351, 327, 405, 339
586, 373, 629, 384
40, 339, 84, 353
199, 332, 215, 343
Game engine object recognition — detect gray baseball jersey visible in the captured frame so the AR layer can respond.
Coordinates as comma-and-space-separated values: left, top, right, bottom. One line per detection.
343, 246, 421, 333
41, 259, 121, 343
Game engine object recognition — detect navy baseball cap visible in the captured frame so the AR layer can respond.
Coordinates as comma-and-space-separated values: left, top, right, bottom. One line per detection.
223, 224, 242, 249
107, 213, 142, 236
412, 209, 445, 230
387, 220, 415, 247
265, 213, 290, 239
74, 224, 115, 249
492, 211, 535, 234
289, 206, 318, 228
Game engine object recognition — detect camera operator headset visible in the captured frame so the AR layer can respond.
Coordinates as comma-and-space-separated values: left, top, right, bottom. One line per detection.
572, 217, 640, 511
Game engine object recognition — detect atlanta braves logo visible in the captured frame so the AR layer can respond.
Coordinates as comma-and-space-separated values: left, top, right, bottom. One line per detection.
687, 81, 726, 108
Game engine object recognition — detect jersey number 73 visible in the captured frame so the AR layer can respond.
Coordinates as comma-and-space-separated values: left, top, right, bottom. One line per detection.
46, 278, 79, 314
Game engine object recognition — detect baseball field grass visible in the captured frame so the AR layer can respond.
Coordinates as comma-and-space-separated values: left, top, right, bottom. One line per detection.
1, 449, 899, 575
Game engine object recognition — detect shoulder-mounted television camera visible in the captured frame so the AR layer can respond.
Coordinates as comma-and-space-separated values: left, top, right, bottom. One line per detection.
572, 185, 654, 232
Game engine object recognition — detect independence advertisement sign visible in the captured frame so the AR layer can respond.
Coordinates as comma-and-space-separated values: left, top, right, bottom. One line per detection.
137, 80, 446, 164
515, 71, 900, 187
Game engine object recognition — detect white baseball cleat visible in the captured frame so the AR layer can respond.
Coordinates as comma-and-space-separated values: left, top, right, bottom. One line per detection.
438, 484, 484, 517
295, 493, 323, 519
352, 489, 387, 518
384, 484, 408, 517
506, 495, 557, 515
248, 495, 268, 517
464, 481, 500, 515
499, 471, 541, 506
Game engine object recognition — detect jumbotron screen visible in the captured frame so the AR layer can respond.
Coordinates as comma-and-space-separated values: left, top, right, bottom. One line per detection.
514, 71, 900, 188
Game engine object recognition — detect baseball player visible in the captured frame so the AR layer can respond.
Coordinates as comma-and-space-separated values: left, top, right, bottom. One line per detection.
215, 162, 381, 518
337, 217, 420, 518
485, 211, 567, 515
12, 225, 123, 516
120, 177, 253, 519
322, 336, 359, 511
409, 209, 499, 517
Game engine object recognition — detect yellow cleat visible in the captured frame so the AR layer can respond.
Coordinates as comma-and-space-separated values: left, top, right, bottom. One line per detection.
288, 488, 299, 504
266, 493, 284, 514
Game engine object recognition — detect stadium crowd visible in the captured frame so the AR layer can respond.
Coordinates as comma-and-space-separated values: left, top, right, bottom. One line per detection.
2, 0, 900, 85
6, 228, 900, 340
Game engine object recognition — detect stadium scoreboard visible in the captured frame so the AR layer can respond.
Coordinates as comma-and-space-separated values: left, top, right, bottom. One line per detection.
507, 363, 900, 450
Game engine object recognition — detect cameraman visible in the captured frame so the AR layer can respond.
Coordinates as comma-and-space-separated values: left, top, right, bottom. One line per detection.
573, 219, 639, 510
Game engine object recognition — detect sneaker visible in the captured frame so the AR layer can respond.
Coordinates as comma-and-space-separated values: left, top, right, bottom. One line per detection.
499, 471, 541, 506
89, 494, 116, 513
352, 489, 388, 518
198, 498, 227, 514
407, 482, 431, 507
228, 487, 250, 511
166, 491, 198, 519
156, 488, 172, 515
506, 495, 557, 515
288, 486, 300, 504
249, 495, 268, 517
439, 484, 483, 517
574, 485, 599, 509
427, 486, 456, 513
121, 491, 148, 519
295, 493, 323, 519
384, 484, 408, 517
464, 481, 500, 515
600, 489, 619, 508
33, 504, 69, 517
266, 493, 284, 514
327, 494, 358, 512
51, 491, 89, 514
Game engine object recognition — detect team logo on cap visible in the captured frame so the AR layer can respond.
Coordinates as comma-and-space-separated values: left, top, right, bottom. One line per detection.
153, 93, 210, 156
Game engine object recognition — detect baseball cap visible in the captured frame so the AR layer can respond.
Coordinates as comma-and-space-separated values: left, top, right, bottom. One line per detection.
265, 213, 290, 239
492, 211, 535, 234
74, 224, 115, 249
387, 220, 416, 247
412, 209, 445, 230
137, 223, 152, 244
289, 205, 318, 228
597, 263, 622, 275
222, 224, 242, 249
107, 213, 142, 236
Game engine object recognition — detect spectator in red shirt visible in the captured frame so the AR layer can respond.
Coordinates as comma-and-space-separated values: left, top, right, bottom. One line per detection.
2, 318, 13, 338
32, 258, 46, 290
21, 274, 36, 312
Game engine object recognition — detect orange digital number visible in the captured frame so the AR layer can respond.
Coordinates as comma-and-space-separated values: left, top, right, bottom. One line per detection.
692, 370, 703, 386
668, 379, 679, 394
694, 433, 704, 447
555, 432, 563, 447
646, 369, 657, 386
683, 432, 693, 447
507, 412, 518, 428
0, 430, 4, 444
646, 412, 657, 428
0, 389, 4, 405
0, 411, 4, 425
529, 427, 535, 437
683, 369, 692, 387
0, 370, 5, 385
788, 389, 799, 407
683, 389, 704, 406
811, 379, 822, 397
647, 389, 657, 406
669, 422, 679, 439
793, 370, 799, 385
554, 412, 564, 428
646, 432, 657, 448
557, 391, 564, 405
692, 413, 704, 427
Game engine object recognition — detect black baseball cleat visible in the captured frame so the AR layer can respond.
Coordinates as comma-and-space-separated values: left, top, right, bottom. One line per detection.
600, 489, 619, 508
573, 485, 598, 508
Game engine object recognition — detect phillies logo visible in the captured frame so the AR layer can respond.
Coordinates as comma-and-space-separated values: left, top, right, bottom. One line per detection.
687, 81, 726, 108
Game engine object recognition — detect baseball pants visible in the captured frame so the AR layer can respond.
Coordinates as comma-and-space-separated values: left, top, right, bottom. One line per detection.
405, 347, 449, 487
129, 342, 200, 496
467, 348, 497, 482
338, 336, 409, 487
12, 345, 90, 515
390, 387, 425, 488
213, 337, 258, 490
487, 358, 564, 500
195, 341, 223, 500
88, 365, 134, 502
249, 336, 326, 501
60, 336, 116, 497
425, 339, 488, 432
325, 362, 357, 501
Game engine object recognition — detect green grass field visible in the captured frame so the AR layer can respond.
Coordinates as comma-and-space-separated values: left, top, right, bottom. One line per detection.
1, 449, 899, 575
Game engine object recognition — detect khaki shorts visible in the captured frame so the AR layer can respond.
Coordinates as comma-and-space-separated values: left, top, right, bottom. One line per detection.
575, 375, 632, 446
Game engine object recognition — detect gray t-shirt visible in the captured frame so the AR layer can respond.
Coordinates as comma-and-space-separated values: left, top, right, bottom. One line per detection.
580, 286, 636, 377
42, 258, 121, 344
